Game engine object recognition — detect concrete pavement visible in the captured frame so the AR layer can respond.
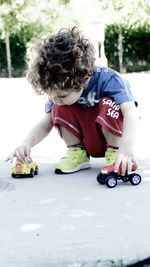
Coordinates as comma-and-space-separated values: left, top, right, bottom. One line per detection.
0, 74, 150, 267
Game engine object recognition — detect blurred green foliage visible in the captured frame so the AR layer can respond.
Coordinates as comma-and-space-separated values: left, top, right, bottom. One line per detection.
105, 23, 150, 72
0, 23, 43, 77
0, 0, 150, 76
0, 0, 12, 4
0, 0, 73, 77
0, 23, 150, 77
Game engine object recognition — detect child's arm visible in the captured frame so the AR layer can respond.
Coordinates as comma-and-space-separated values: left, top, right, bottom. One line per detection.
6, 112, 53, 162
114, 101, 138, 174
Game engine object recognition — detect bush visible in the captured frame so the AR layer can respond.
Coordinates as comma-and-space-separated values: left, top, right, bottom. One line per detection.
105, 24, 150, 72
0, 23, 43, 77
0, 23, 150, 77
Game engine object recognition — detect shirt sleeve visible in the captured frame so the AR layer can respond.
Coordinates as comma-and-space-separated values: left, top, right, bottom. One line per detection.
100, 73, 135, 105
45, 101, 53, 113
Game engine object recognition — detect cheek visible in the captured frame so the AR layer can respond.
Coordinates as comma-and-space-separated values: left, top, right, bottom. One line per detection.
65, 92, 81, 104
64, 95, 78, 105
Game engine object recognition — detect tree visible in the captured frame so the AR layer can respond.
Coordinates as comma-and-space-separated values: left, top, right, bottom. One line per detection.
0, 0, 73, 77
97, 0, 150, 72
0, 0, 30, 77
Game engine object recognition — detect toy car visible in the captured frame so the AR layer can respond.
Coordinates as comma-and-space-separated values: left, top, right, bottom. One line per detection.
11, 158, 38, 178
97, 162, 141, 188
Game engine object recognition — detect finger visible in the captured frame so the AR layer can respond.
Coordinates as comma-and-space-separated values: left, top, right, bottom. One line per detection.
19, 146, 30, 162
127, 158, 132, 173
15, 150, 26, 162
5, 153, 14, 163
5, 156, 10, 162
121, 158, 127, 175
114, 156, 122, 172
25, 145, 31, 158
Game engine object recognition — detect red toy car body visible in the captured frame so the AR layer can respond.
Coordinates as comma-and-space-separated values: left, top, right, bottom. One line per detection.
101, 162, 137, 175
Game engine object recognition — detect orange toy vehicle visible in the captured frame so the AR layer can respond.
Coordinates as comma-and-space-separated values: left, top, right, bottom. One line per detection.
97, 162, 141, 188
11, 158, 38, 178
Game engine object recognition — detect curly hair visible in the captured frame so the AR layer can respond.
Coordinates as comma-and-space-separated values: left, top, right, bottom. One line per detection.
26, 26, 96, 95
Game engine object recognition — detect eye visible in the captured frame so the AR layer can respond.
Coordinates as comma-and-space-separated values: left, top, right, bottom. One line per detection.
58, 94, 68, 99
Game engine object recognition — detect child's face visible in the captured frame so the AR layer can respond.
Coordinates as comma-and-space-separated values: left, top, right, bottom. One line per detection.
48, 88, 83, 105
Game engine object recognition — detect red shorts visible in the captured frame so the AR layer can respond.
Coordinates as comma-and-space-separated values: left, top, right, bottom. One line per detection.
51, 97, 123, 157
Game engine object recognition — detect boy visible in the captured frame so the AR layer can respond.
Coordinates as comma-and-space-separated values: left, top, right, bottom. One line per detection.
6, 26, 138, 175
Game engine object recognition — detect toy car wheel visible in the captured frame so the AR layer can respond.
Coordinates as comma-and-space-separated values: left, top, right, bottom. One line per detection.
105, 175, 117, 188
34, 166, 38, 175
97, 173, 106, 185
129, 173, 141, 185
30, 169, 35, 178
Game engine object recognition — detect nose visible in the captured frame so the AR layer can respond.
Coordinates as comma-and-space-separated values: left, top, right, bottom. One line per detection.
52, 96, 62, 104
50, 92, 57, 98
49, 92, 58, 101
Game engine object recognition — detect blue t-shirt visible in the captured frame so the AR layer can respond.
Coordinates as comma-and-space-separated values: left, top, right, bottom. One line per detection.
45, 66, 135, 113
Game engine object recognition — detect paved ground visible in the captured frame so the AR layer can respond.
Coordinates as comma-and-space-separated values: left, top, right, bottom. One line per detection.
0, 73, 150, 267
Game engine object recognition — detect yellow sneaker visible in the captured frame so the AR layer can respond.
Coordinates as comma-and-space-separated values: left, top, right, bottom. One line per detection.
105, 148, 118, 166
54, 147, 91, 174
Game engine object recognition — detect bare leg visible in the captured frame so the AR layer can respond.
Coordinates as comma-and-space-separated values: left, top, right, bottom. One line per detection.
60, 126, 81, 147
60, 125, 121, 150
102, 127, 121, 148
102, 127, 121, 165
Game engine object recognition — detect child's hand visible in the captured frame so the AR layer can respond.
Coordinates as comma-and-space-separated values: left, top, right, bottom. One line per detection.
5, 143, 31, 163
114, 143, 136, 174
115, 102, 138, 175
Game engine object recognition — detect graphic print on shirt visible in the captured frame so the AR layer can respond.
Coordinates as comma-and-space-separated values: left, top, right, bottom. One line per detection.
102, 97, 120, 119
78, 90, 100, 107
